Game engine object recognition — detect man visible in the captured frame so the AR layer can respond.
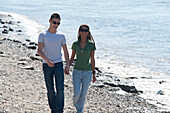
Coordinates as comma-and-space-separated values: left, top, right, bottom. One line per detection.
38, 13, 69, 113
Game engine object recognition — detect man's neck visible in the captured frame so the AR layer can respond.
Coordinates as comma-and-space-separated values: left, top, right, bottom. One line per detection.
48, 28, 57, 34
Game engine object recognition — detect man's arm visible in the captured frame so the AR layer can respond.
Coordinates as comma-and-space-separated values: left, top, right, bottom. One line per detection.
62, 44, 69, 74
37, 42, 54, 67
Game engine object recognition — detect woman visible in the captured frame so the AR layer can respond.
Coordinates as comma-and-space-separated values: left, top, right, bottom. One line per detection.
69, 24, 96, 113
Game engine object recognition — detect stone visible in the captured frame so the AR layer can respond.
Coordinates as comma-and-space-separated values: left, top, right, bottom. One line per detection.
17, 61, 27, 65
16, 30, 22, 32
9, 28, 14, 31
27, 45, 36, 50
26, 39, 31, 42
0, 51, 4, 54
2, 30, 8, 34
30, 56, 42, 61
0, 54, 10, 57
157, 90, 164, 95
20, 66, 34, 70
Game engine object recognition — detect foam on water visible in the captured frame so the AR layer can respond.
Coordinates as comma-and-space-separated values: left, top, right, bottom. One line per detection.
0, 11, 46, 43
96, 54, 170, 111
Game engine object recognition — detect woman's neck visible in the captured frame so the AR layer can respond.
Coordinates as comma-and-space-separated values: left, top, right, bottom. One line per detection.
80, 38, 87, 43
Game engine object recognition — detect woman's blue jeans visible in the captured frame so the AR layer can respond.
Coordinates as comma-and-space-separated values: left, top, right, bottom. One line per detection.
43, 62, 64, 112
72, 69, 92, 113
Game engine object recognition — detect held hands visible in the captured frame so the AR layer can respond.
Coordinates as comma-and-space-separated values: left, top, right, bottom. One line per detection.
64, 65, 70, 75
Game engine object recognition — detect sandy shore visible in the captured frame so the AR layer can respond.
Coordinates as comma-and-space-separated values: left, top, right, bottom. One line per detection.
0, 13, 165, 113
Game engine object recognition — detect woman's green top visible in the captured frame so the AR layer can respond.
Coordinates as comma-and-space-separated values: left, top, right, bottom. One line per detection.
71, 39, 96, 71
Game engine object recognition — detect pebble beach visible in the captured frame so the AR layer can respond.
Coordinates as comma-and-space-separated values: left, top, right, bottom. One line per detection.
0, 13, 168, 113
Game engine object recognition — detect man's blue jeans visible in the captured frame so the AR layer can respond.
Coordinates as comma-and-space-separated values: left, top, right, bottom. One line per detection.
72, 69, 92, 113
43, 62, 64, 112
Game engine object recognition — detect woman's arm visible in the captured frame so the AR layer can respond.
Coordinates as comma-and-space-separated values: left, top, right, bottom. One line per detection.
91, 51, 96, 83
69, 50, 76, 66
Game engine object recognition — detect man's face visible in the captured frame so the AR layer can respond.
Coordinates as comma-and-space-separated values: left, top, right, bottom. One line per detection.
49, 18, 60, 30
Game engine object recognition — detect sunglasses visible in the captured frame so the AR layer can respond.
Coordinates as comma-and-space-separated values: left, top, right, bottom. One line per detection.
80, 29, 89, 32
52, 21, 60, 25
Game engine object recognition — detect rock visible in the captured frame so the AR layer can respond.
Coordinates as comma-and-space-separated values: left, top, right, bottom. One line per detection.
35, 53, 39, 56
104, 82, 140, 94
22, 43, 26, 47
3, 25, 8, 28
1, 21, 5, 24
9, 28, 14, 31
26, 39, 31, 42
19, 57, 31, 61
16, 30, 22, 32
159, 81, 165, 84
20, 66, 34, 70
119, 85, 138, 93
2, 29, 8, 34
126, 77, 138, 79
0, 51, 4, 54
95, 67, 102, 73
157, 90, 164, 95
13, 40, 21, 43
0, 54, 10, 57
6, 21, 14, 24
17, 61, 28, 65
27, 45, 36, 50
34, 43, 38, 46
92, 83, 105, 88
29, 42, 34, 45
30, 56, 42, 61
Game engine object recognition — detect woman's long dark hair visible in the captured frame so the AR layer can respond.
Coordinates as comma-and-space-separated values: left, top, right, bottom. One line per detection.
78, 24, 95, 43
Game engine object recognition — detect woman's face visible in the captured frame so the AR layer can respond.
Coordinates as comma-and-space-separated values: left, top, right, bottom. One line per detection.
79, 26, 89, 38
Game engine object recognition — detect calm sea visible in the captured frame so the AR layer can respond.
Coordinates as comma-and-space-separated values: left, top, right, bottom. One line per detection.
1, 0, 170, 75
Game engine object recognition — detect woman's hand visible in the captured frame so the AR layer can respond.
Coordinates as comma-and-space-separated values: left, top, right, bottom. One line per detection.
92, 73, 96, 83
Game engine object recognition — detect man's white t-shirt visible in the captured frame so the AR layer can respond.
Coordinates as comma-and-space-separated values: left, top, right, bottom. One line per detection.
38, 30, 66, 63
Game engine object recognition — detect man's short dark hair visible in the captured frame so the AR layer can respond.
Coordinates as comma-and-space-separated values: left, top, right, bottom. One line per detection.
50, 13, 61, 20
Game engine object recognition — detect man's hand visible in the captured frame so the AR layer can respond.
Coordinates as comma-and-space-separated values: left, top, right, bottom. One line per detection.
47, 60, 54, 67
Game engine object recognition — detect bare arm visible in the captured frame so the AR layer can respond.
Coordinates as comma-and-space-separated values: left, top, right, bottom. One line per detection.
91, 51, 96, 83
69, 50, 76, 66
62, 44, 70, 74
62, 44, 69, 66
37, 42, 54, 67
91, 51, 95, 71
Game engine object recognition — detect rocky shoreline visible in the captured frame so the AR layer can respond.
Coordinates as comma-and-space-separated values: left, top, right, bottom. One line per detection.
0, 13, 166, 113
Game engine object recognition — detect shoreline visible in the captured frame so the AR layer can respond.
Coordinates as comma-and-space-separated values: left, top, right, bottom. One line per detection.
0, 12, 168, 112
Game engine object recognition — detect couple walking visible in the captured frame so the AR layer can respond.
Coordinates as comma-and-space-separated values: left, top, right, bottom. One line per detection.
37, 13, 96, 113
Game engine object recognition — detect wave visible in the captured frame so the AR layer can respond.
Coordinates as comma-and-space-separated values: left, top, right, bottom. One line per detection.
0, 11, 46, 43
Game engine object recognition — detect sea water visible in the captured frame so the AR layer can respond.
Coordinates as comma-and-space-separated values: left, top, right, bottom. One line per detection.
0, 0, 170, 111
